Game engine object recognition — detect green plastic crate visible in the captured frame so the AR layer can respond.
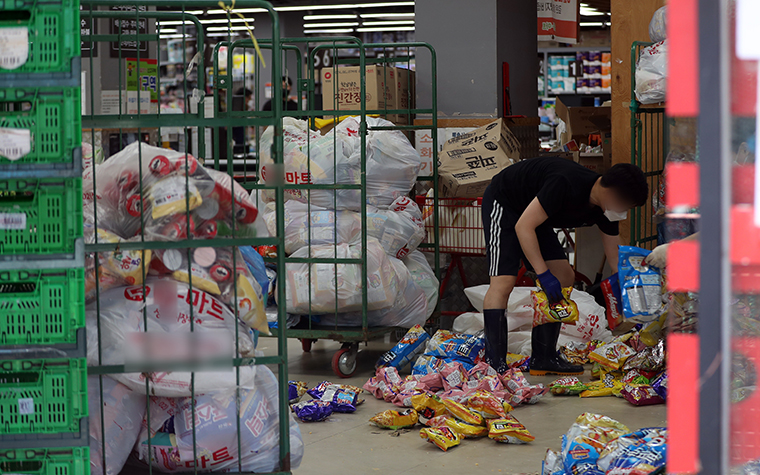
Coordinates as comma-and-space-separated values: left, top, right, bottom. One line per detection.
0, 358, 87, 435
0, 268, 85, 346
0, 87, 81, 168
0, 447, 89, 475
0, 0, 79, 75
0, 178, 83, 256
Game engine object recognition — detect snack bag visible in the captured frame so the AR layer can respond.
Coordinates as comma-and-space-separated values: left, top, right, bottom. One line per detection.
532, 287, 579, 326
147, 175, 203, 219
549, 377, 588, 396
292, 400, 332, 422
411, 392, 448, 420
602, 273, 624, 330
440, 360, 469, 391
419, 426, 462, 452
467, 361, 499, 381
425, 330, 485, 364
580, 372, 623, 398
320, 385, 358, 413
620, 384, 665, 406
487, 415, 535, 444
561, 413, 630, 474
467, 390, 507, 419
542, 449, 564, 475
443, 399, 485, 426
427, 415, 488, 438
598, 427, 667, 474
560, 341, 591, 365
619, 246, 666, 323
651, 372, 668, 400
623, 339, 665, 372
506, 353, 531, 371
622, 369, 651, 385
589, 340, 636, 370
288, 381, 308, 404
307, 381, 334, 400
369, 409, 419, 430
376, 324, 430, 370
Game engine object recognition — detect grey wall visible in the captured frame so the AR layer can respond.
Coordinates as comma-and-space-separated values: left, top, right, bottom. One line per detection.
416, 0, 537, 117
415, 0, 498, 116
496, 1, 537, 117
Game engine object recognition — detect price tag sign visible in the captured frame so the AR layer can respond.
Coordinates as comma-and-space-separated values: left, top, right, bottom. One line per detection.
568, 60, 583, 78
18, 398, 34, 415
0, 128, 31, 161
0, 27, 29, 70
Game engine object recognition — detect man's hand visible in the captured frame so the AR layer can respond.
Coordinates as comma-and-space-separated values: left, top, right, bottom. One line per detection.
644, 243, 669, 268
538, 269, 564, 304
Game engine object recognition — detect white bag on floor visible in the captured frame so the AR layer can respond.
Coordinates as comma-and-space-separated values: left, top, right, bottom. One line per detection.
133, 366, 304, 473
403, 251, 439, 320
635, 40, 667, 104
279, 238, 405, 314
86, 278, 257, 397
89, 376, 146, 475
452, 312, 484, 335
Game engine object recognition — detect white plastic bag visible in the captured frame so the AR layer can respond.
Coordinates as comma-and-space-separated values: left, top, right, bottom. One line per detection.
649, 6, 667, 43
133, 366, 304, 473
279, 238, 404, 314
89, 376, 146, 475
635, 40, 667, 104
452, 312, 484, 335
320, 258, 427, 328
364, 117, 422, 208
86, 278, 257, 397
402, 251, 439, 320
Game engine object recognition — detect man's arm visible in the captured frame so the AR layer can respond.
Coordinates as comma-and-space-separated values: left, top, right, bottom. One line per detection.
600, 230, 620, 273
514, 197, 550, 274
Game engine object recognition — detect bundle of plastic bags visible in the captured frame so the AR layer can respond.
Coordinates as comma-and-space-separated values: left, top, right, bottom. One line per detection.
86, 278, 257, 397
279, 238, 405, 315
635, 40, 667, 104
89, 376, 146, 475
132, 366, 304, 473
258, 116, 421, 211
263, 196, 424, 259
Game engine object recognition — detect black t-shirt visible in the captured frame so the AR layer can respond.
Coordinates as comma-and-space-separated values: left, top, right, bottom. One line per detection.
490, 156, 619, 236
262, 99, 299, 111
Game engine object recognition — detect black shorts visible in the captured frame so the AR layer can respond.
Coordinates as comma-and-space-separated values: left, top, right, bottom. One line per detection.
482, 184, 567, 277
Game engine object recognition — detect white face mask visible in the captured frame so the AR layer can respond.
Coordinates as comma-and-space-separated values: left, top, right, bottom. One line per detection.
604, 209, 628, 222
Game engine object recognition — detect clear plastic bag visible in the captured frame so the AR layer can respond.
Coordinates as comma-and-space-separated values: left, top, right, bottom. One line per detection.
89, 376, 146, 475
85, 278, 257, 397
635, 40, 667, 104
278, 238, 405, 314
649, 6, 667, 43
133, 366, 304, 473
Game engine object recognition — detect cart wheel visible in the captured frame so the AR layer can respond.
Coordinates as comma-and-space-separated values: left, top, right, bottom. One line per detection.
332, 346, 357, 378
301, 339, 315, 353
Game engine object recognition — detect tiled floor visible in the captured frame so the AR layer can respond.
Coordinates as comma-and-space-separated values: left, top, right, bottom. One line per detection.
257, 336, 667, 475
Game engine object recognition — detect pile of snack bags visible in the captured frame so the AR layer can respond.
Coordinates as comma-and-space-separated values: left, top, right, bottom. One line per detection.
542, 413, 666, 475
82, 142, 303, 474
256, 117, 438, 329
361, 326, 542, 451
288, 380, 366, 423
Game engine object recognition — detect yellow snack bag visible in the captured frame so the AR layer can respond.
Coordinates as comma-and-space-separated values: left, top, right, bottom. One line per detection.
579, 372, 623, 398
173, 263, 221, 296
531, 287, 579, 326
588, 341, 636, 370
234, 273, 269, 334
369, 409, 419, 430
419, 427, 462, 452
487, 415, 535, 444
467, 390, 507, 419
443, 399, 485, 426
411, 392, 448, 420
148, 175, 202, 219
427, 415, 488, 438
502, 401, 514, 413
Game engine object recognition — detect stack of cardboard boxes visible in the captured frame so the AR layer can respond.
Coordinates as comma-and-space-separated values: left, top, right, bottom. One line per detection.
555, 98, 612, 174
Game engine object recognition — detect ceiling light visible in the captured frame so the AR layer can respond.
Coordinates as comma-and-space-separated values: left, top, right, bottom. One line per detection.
303, 28, 356, 34
160, 33, 195, 39
207, 25, 253, 31
356, 26, 414, 32
157, 20, 196, 26
304, 22, 359, 28
579, 22, 608, 26
207, 31, 245, 37
304, 14, 357, 20
362, 20, 414, 26
580, 6, 606, 16
201, 18, 250, 24
279, 2, 414, 12
360, 12, 414, 18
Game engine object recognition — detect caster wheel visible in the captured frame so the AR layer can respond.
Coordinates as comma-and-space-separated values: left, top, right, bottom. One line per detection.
301, 339, 316, 352
332, 347, 357, 378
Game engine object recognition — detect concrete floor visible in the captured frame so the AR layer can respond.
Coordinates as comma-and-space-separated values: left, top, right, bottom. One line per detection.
256, 336, 668, 475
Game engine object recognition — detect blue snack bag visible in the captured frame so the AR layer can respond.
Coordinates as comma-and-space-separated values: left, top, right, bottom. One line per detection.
424, 330, 485, 364
376, 325, 430, 370
618, 246, 666, 323
597, 427, 667, 474
240, 246, 270, 297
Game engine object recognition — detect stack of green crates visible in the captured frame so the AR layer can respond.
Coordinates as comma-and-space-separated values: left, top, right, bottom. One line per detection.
0, 0, 89, 471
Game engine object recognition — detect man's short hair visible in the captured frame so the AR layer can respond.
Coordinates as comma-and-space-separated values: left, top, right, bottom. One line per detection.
600, 163, 649, 207
235, 87, 253, 97
283, 76, 293, 86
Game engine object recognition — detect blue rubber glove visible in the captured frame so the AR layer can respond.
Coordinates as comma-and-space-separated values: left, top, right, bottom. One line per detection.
538, 269, 564, 305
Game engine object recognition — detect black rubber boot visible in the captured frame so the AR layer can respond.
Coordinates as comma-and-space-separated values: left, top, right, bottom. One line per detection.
529, 322, 584, 376
483, 309, 509, 373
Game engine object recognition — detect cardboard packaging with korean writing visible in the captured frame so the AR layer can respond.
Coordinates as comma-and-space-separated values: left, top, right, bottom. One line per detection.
437, 119, 521, 198
322, 65, 395, 115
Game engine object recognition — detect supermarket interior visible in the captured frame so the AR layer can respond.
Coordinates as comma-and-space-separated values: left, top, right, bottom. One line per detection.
0, 0, 749, 474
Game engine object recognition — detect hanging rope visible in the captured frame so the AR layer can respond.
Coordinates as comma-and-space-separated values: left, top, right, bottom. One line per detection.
217, 0, 266, 68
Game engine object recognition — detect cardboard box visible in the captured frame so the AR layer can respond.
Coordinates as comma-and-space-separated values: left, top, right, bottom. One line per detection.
415, 127, 476, 176
322, 65, 392, 114
555, 98, 611, 146
437, 119, 521, 198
